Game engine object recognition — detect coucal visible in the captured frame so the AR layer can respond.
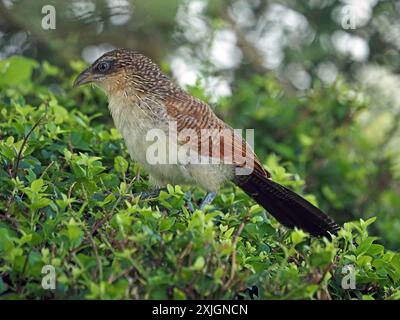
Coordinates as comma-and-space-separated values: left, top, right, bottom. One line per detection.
74, 48, 340, 238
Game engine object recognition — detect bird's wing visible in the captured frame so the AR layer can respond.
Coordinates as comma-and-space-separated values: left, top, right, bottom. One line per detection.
164, 92, 269, 178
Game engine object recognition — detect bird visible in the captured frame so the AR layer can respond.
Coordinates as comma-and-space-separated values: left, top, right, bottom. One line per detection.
73, 48, 340, 238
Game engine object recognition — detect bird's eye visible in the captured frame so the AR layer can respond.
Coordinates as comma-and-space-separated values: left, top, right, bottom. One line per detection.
97, 61, 111, 73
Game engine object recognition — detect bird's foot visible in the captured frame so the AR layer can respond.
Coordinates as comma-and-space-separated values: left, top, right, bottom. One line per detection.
134, 188, 163, 200
134, 188, 216, 212
184, 191, 195, 213
199, 192, 217, 210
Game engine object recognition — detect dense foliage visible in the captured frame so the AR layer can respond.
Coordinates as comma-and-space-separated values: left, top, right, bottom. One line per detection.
0, 57, 399, 299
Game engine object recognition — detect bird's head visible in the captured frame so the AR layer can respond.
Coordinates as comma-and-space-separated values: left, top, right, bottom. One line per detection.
73, 48, 170, 96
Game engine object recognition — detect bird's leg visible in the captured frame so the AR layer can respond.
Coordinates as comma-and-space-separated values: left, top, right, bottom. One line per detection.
134, 188, 163, 200
184, 191, 195, 212
199, 192, 217, 210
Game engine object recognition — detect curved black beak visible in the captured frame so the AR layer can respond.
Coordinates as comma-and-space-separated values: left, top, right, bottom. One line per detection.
73, 67, 94, 88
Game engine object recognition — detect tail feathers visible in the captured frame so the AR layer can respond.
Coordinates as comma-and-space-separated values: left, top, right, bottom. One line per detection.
237, 171, 340, 238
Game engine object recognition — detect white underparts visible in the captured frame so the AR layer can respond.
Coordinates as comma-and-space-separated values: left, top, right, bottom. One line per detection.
107, 90, 234, 191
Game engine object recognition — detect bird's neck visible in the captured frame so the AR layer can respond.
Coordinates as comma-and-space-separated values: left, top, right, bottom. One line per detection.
107, 88, 167, 132
107, 89, 141, 126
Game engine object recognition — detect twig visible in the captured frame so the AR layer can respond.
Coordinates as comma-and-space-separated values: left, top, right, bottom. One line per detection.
107, 264, 138, 284
13, 106, 47, 179
178, 242, 193, 262
316, 262, 334, 285
87, 232, 103, 282
91, 176, 136, 236
221, 216, 249, 292
0, 212, 19, 229
67, 182, 77, 211
39, 161, 55, 179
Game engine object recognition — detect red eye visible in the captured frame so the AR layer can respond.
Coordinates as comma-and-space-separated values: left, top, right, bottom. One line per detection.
97, 61, 110, 72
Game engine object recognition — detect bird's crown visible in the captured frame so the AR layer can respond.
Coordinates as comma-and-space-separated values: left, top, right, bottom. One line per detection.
74, 48, 171, 94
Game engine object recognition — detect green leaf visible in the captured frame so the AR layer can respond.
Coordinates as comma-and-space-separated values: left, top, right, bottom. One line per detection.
291, 229, 308, 246
0, 277, 7, 295
192, 256, 205, 271
224, 227, 235, 238
30, 179, 44, 192
173, 288, 186, 300
159, 217, 176, 232
66, 220, 84, 248
0, 56, 38, 88
114, 156, 129, 174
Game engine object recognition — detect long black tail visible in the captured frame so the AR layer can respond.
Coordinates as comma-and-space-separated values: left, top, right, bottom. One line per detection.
236, 171, 340, 238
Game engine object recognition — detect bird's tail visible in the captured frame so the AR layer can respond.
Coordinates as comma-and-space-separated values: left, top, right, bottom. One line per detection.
236, 171, 340, 238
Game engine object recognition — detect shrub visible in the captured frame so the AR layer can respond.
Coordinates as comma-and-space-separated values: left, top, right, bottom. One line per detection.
0, 57, 399, 299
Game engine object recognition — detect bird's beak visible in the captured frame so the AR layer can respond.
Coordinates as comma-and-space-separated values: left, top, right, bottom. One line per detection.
73, 67, 94, 88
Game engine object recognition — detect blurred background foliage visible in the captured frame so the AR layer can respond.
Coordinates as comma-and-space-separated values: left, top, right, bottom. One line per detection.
0, 0, 399, 250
